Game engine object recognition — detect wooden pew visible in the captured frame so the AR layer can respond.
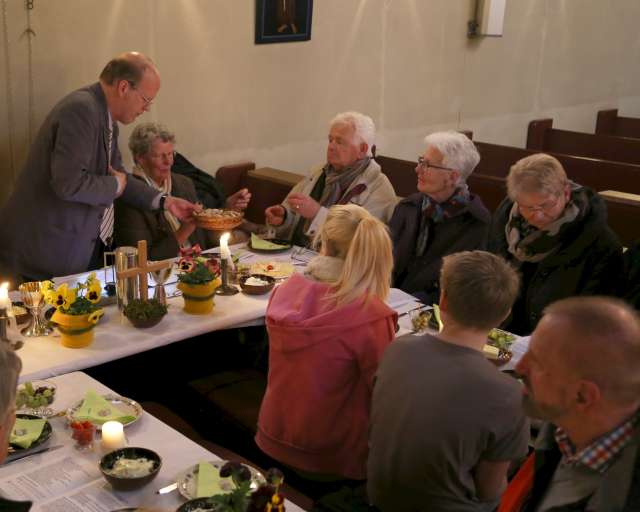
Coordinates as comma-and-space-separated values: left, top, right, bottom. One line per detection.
376, 154, 640, 246
474, 141, 640, 195
526, 118, 640, 166
596, 109, 640, 139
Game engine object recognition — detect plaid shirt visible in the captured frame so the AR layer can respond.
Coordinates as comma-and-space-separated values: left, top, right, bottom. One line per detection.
555, 411, 640, 473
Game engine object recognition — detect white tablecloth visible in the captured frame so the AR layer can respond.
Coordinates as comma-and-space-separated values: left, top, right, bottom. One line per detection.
15, 245, 310, 382
15, 244, 421, 383
0, 371, 305, 511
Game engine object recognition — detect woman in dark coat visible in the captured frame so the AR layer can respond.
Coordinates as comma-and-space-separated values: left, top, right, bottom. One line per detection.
390, 131, 490, 305
488, 153, 623, 335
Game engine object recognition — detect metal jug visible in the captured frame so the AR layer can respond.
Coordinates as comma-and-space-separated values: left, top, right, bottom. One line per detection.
104, 246, 139, 310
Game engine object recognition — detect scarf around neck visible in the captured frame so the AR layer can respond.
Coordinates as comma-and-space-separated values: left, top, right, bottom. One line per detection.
133, 164, 184, 241
505, 185, 588, 263
319, 157, 371, 208
415, 186, 470, 257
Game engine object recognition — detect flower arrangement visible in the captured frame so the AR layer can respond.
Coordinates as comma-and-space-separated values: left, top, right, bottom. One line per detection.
42, 273, 104, 324
176, 244, 221, 285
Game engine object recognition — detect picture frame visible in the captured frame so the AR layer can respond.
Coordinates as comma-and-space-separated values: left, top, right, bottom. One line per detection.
255, 0, 313, 44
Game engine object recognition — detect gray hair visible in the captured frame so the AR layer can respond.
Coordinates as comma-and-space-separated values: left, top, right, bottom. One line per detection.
329, 111, 376, 157
423, 131, 480, 185
0, 345, 21, 419
507, 153, 568, 201
128, 122, 176, 160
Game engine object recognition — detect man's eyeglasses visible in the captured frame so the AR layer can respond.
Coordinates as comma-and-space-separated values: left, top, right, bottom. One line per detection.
127, 81, 153, 107
417, 157, 455, 172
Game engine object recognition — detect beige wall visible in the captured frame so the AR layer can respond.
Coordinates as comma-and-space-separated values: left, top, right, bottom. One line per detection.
1, 0, 639, 206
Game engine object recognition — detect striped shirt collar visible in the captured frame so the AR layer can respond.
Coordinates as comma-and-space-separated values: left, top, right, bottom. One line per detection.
554, 411, 640, 473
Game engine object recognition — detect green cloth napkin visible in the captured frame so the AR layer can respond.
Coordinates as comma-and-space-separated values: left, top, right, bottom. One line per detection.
73, 390, 136, 425
251, 233, 288, 250
10, 418, 46, 449
197, 461, 228, 497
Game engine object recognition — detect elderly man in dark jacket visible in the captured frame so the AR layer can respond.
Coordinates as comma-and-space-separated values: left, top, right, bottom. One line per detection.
488, 154, 622, 335
389, 131, 490, 304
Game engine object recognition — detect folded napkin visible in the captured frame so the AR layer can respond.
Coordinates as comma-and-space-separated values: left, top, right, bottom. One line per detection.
251, 233, 288, 250
197, 461, 228, 497
73, 391, 136, 425
10, 417, 46, 449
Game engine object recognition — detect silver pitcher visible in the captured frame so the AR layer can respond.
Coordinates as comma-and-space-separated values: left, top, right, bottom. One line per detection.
105, 246, 139, 310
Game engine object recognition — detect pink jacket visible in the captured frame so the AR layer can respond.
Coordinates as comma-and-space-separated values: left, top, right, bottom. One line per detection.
255, 272, 397, 480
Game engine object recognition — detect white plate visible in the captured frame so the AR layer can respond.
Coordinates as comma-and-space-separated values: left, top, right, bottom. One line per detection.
176, 460, 266, 500
66, 393, 143, 430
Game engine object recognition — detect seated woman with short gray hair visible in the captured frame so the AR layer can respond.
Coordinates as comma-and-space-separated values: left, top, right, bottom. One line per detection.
488, 153, 623, 335
390, 131, 490, 305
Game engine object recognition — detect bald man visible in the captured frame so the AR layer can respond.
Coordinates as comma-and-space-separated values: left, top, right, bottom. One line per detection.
507, 297, 640, 511
0, 52, 198, 283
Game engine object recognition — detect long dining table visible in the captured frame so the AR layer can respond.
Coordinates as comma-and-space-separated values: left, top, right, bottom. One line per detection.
0, 371, 306, 511
10, 243, 466, 383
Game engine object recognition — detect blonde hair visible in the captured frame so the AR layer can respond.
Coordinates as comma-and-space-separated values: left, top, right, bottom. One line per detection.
316, 204, 393, 307
440, 251, 520, 331
507, 153, 568, 200
0, 345, 21, 420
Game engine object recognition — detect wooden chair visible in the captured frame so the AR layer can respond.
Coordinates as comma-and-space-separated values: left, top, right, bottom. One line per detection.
596, 109, 640, 139
526, 118, 640, 166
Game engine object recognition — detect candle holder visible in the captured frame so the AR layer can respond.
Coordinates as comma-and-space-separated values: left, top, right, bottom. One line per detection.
149, 266, 172, 306
18, 282, 52, 337
215, 259, 239, 296
0, 308, 23, 351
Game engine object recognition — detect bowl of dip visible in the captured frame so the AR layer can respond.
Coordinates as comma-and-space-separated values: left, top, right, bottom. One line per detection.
100, 447, 162, 491
239, 274, 276, 295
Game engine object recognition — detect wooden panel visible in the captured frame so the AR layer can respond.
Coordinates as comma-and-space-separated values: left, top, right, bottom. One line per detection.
474, 141, 640, 194
526, 118, 640, 165
596, 109, 640, 139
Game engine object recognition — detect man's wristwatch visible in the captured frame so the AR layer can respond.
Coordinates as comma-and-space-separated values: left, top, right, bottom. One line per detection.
159, 194, 168, 211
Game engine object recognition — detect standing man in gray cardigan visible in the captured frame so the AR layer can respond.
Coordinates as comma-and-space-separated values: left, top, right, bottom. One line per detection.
0, 52, 197, 283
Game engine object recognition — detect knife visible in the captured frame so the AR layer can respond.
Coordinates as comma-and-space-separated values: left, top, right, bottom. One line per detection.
156, 482, 178, 494
4, 444, 64, 465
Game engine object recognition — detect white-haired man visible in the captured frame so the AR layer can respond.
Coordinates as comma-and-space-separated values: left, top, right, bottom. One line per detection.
389, 131, 490, 304
501, 297, 640, 512
0, 346, 30, 510
264, 111, 397, 246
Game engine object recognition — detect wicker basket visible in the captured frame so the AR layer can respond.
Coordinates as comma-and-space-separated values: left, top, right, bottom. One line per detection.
194, 211, 244, 231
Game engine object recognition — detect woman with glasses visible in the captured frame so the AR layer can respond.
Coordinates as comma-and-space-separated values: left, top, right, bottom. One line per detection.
256, 204, 396, 486
389, 131, 491, 305
488, 153, 623, 335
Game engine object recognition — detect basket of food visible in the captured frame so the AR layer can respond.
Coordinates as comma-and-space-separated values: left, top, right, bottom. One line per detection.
194, 209, 244, 231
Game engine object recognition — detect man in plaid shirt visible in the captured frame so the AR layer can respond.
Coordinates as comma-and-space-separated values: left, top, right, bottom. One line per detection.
507, 297, 640, 511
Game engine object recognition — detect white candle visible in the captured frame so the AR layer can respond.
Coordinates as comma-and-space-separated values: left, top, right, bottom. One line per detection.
101, 421, 126, 452
219, 232, 231, 260
0, 283, 9, 310
219, 232, 235, 270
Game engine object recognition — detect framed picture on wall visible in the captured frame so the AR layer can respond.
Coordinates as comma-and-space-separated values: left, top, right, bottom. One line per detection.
255, 0, 313, 44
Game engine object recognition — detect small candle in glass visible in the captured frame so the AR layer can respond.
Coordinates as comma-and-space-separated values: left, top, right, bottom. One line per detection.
101, 421, 126, 452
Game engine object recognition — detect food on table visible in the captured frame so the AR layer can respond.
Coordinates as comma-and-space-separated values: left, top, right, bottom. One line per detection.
482, 344, 501, 358
106, 457, 156, 478
250, 261, 294, 279
487, 328, 516, 351
250, 233, 290, 251
70, 420, 95, 447
244, 276, 272, 287
16, 381, 56, 409
195, 208, 243, 220
410, 310, 432, 332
